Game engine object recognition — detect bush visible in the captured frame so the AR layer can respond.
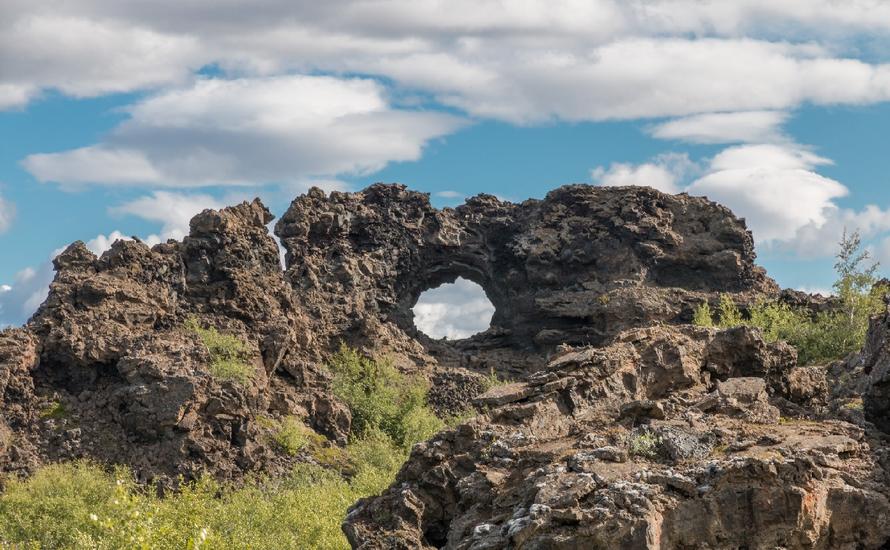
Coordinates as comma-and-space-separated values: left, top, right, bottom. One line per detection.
185, 318, 254, 384
0, 347, 451, 548
693, 230, 887, 365
0, 448, 402, 549
272, 417, 313, 456
328, 345, 444, 449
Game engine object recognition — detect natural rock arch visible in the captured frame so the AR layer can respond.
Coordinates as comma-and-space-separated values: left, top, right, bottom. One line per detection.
275, 183, 776, 374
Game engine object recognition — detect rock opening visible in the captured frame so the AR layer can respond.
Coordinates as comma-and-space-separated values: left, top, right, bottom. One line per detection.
412, 277, 494, 340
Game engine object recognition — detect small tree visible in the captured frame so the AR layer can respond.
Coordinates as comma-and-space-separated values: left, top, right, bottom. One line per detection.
830, 229, 887, 355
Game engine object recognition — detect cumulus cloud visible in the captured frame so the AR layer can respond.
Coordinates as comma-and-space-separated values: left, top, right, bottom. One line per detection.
23, 76, 465, 187
648, 111, 789, 144
413, 278, 494, 339
687, 144, 848, 243
592, 142, 875, 250
5, 2, 890, 124
110, 191, 224, 242
591, 153, 697, 194
0, 15, 200, 109
0, 193, 14, 233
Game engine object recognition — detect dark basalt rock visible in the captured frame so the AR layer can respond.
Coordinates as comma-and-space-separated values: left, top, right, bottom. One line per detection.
0, 199, 339, 483
344, 325, 890, 549
4, 182, 886, 550
276, 183, 777, 377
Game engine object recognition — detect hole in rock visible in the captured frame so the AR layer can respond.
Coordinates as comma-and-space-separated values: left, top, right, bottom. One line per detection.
412, 277, 495, 340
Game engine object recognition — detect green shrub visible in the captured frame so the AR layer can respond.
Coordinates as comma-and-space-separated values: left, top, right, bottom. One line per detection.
0, 347, 450, 549
0, 451, 401, 549
628, 432, 659, 459
272, 417, 312, 456
327, 345, 444, 449
692, 302, 714, 327
39, 401, 66, 420
693, 230, 887, 365
185, 318, 254, 384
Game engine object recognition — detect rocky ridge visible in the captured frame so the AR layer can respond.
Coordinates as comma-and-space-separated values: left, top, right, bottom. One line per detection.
344, 324, 890, 549
0, 183, 888, 548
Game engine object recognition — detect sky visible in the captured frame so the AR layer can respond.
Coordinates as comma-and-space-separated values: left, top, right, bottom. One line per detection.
3, 1, 890, 334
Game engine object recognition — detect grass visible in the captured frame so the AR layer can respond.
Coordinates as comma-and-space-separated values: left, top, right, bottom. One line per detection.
185, 318, 254, 384
0, 347, 446, 549
693, 230, 887, 366
480, 367, 512, 391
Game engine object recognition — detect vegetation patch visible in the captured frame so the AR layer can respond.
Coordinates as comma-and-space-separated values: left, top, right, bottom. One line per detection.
628, 432, 660, 459
185, 318, 254, 384
328, 345, 444, 448
0, 347, 447, 549
39, 401, 66, 420
694, 231, 887, 365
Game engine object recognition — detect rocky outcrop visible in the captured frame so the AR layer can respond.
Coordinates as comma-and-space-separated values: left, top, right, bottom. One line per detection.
0, 199, 344, 483
864, 305, 890, 432
4, 182, 884, 548
276, 184, 777, 376
344, 325, 890, 549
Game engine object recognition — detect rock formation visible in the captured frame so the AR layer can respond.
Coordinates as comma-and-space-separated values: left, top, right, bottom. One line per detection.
0, 199, 345, 482
344, 325, 890, 549
276, 184, 776, 377
1, 182, 888, 548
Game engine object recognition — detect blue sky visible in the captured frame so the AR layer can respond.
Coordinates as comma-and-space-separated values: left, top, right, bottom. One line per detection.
3, 1, 890, 329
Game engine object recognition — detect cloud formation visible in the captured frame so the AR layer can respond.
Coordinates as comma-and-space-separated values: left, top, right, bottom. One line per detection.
4, 1, 890, 123
24, 76, 464, 187
0, 193, 14, 233
648, 111, 789, 144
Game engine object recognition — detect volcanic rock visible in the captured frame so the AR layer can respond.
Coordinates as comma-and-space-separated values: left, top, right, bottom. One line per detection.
276, 184, 777, 377
344, 325, 890, 549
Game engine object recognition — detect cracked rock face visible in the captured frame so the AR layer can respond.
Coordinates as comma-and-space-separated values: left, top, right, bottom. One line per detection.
0, 200, 344, 483
343, 325, 890, 549
276, 184, 776, 376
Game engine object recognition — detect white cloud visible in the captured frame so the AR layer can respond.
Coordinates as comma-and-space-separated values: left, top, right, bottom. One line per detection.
413, 277, 494, 339
23, 75, 465, 187
0, 193, 14, 233
435, 190, 463, 199
591, 153, 697, 194
686, 144, 847, 243
110, 191, 224, 242
4, 2, 890, 125
0, 15, 199, 108
594, 142, 877, 251
648, 111, 789, 144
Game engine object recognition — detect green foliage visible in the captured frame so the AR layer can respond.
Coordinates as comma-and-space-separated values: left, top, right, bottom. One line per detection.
692, 301, 714, 327
272, 417, 313, 456
328, 345, 444, 449
39, 401, 66, 420
0, 347, 452, 549
0, 447, 402, 549
185, 318, 254, 384
480, 367, 512, 391
716, 294, 744, 327
692, 230, 887, 365
628, 432, 660, 459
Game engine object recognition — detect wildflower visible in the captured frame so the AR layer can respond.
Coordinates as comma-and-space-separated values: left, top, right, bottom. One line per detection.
89, 513, 98, 522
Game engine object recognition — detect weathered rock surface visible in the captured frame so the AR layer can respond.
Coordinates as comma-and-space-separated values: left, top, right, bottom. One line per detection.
0, 200, 342, 482
344, 325, 890, 549
276, 184, 777, 377
2, 182, 887, 548
864, 304, 890, 432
